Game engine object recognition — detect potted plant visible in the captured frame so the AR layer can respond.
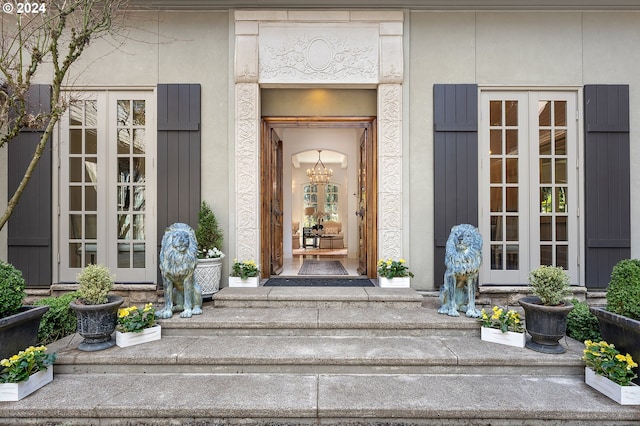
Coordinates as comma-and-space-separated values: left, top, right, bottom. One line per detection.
518, 265, 574, 354
479, 306, 526, 348
583, 339, 640, 405
229, 259, 260, 287
377, 258, 414, 288
0, 261, 49, 360
115, 303, 160, 348
0, 345, 56, 401
590, 259, 640, 383
69, 264, 124, 351
194, 201, 225, 297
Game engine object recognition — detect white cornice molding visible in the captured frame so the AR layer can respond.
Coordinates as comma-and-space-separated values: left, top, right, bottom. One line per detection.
129, 0, 640, 11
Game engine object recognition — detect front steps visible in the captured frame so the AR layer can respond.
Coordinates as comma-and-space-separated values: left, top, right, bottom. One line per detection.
1, 288, 639, 425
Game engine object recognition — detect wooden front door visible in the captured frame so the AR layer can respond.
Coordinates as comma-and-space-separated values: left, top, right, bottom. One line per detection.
357, 122, 377, 277
261, 124, 284, 276
261, 117, 377, 278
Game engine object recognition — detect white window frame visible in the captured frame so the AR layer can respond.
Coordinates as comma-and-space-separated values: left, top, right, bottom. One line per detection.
479, 89, 583, 286
54, 89, 157, 283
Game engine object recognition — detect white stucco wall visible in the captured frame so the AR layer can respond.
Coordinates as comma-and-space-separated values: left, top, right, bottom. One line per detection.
3, 7, 640, 289
13, 11, 231, 276
409, 10, 640, 289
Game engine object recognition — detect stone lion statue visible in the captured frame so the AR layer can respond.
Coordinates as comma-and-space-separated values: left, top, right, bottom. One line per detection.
156, 223, 203, 319
438, 224, 483, 318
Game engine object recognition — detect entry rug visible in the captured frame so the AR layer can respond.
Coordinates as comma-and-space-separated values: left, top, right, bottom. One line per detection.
264, 277, 374, 287
297, 260, 348, 275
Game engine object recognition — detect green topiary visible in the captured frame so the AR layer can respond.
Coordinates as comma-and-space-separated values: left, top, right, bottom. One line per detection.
0, 261, 26, 318
528, 265, 571, 306
566, 298, 602, 343
35, 291, 80, 345
76, 264, 114, 305
606, 259, 640, 321
195, 201, 224, 259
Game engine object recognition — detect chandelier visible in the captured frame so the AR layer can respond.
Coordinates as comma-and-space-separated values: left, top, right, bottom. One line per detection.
306, 150, 333, 184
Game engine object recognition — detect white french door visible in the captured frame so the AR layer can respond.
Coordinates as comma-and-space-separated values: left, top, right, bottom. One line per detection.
58, 91, 156, 283
480, 91, 580, 285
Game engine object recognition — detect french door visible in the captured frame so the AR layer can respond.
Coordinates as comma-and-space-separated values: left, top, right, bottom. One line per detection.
58, 91, 156, 283
480, 91, 580, 285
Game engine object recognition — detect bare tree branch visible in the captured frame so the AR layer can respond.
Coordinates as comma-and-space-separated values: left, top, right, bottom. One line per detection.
0, 0, 128, 231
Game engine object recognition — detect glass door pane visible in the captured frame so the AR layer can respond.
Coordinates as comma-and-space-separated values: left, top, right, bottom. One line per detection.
536, 98, 571, 269
67, 100, 99, 268
115, 99, 147, 269
489, 99, 521, 272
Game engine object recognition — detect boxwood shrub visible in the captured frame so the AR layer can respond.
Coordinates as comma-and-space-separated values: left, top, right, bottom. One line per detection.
0, 261, 25, 318
35, 291, 79, 345
606, 259, 640, 321
566, 298, 601, 343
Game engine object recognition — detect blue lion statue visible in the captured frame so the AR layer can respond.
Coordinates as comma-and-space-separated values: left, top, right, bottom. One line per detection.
157, 223, 202, 319
438, 224, 483, 318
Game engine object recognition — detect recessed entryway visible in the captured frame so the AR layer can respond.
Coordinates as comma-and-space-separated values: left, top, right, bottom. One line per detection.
234, 11, 405, 276
261, 116, 378, 279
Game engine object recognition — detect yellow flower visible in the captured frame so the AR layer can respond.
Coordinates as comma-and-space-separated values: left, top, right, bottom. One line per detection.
399, 258, 406, 263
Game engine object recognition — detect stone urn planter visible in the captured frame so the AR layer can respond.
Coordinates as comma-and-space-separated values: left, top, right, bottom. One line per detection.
70, 295, 124, 351
519, 296, 573, 354
0, 305, 49, 360
194, 254, 225, 297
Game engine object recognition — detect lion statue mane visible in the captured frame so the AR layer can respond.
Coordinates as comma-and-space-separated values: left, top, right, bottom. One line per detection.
438, 224, 483, 318
156, 223, 203, 319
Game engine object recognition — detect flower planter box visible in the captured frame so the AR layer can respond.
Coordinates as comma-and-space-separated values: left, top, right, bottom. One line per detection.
590, 307, 640, 379
378, 277, 410, 288
481, 326, 526, 348
229, 276, 259, 287
0, 366, 53, 401
116, 324, 161, 348
585, 367, 640, 405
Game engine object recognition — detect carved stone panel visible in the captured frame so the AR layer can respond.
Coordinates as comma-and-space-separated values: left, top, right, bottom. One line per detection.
259, 25, 379, 84
235, 83, 260, 262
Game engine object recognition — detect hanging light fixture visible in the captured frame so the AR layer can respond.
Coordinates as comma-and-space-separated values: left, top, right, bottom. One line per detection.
306, 150, 333, 184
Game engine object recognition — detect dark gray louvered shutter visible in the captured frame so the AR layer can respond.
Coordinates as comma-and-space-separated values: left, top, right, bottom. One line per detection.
157, 84, 201, 282
8, 85, 52, 288
584, 85, 630, 289
433, 84, 479, 287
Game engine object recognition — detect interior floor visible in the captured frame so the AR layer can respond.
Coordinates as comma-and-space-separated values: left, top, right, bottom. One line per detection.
279, 256, 360, 277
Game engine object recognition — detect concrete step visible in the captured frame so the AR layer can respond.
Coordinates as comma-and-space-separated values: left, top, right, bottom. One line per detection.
1, 372, 638, 425
211, 286, 425, 308
50, 333, 586, 376
48, 296, 584, 377
156, 304, 480, 337
5, 292, 637, 424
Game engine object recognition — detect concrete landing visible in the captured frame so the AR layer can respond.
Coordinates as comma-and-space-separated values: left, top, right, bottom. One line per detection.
1, 372, 639, 425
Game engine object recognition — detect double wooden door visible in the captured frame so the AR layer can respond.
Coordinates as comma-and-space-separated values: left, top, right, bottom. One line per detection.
260, 117, 377, 278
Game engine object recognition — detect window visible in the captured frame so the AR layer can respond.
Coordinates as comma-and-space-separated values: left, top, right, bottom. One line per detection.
480, 91, 580, 285
302, 182, 340, 225
302, 183, 318, 226
324, 183, 339, 222
58, 91, 156, 283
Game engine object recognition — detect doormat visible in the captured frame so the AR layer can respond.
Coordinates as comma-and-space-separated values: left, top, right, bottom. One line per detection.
298, 260, 348, 275
264, 277, 374, 287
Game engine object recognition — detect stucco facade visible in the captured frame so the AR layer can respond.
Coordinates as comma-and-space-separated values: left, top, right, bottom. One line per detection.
1, 2, 639, 294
